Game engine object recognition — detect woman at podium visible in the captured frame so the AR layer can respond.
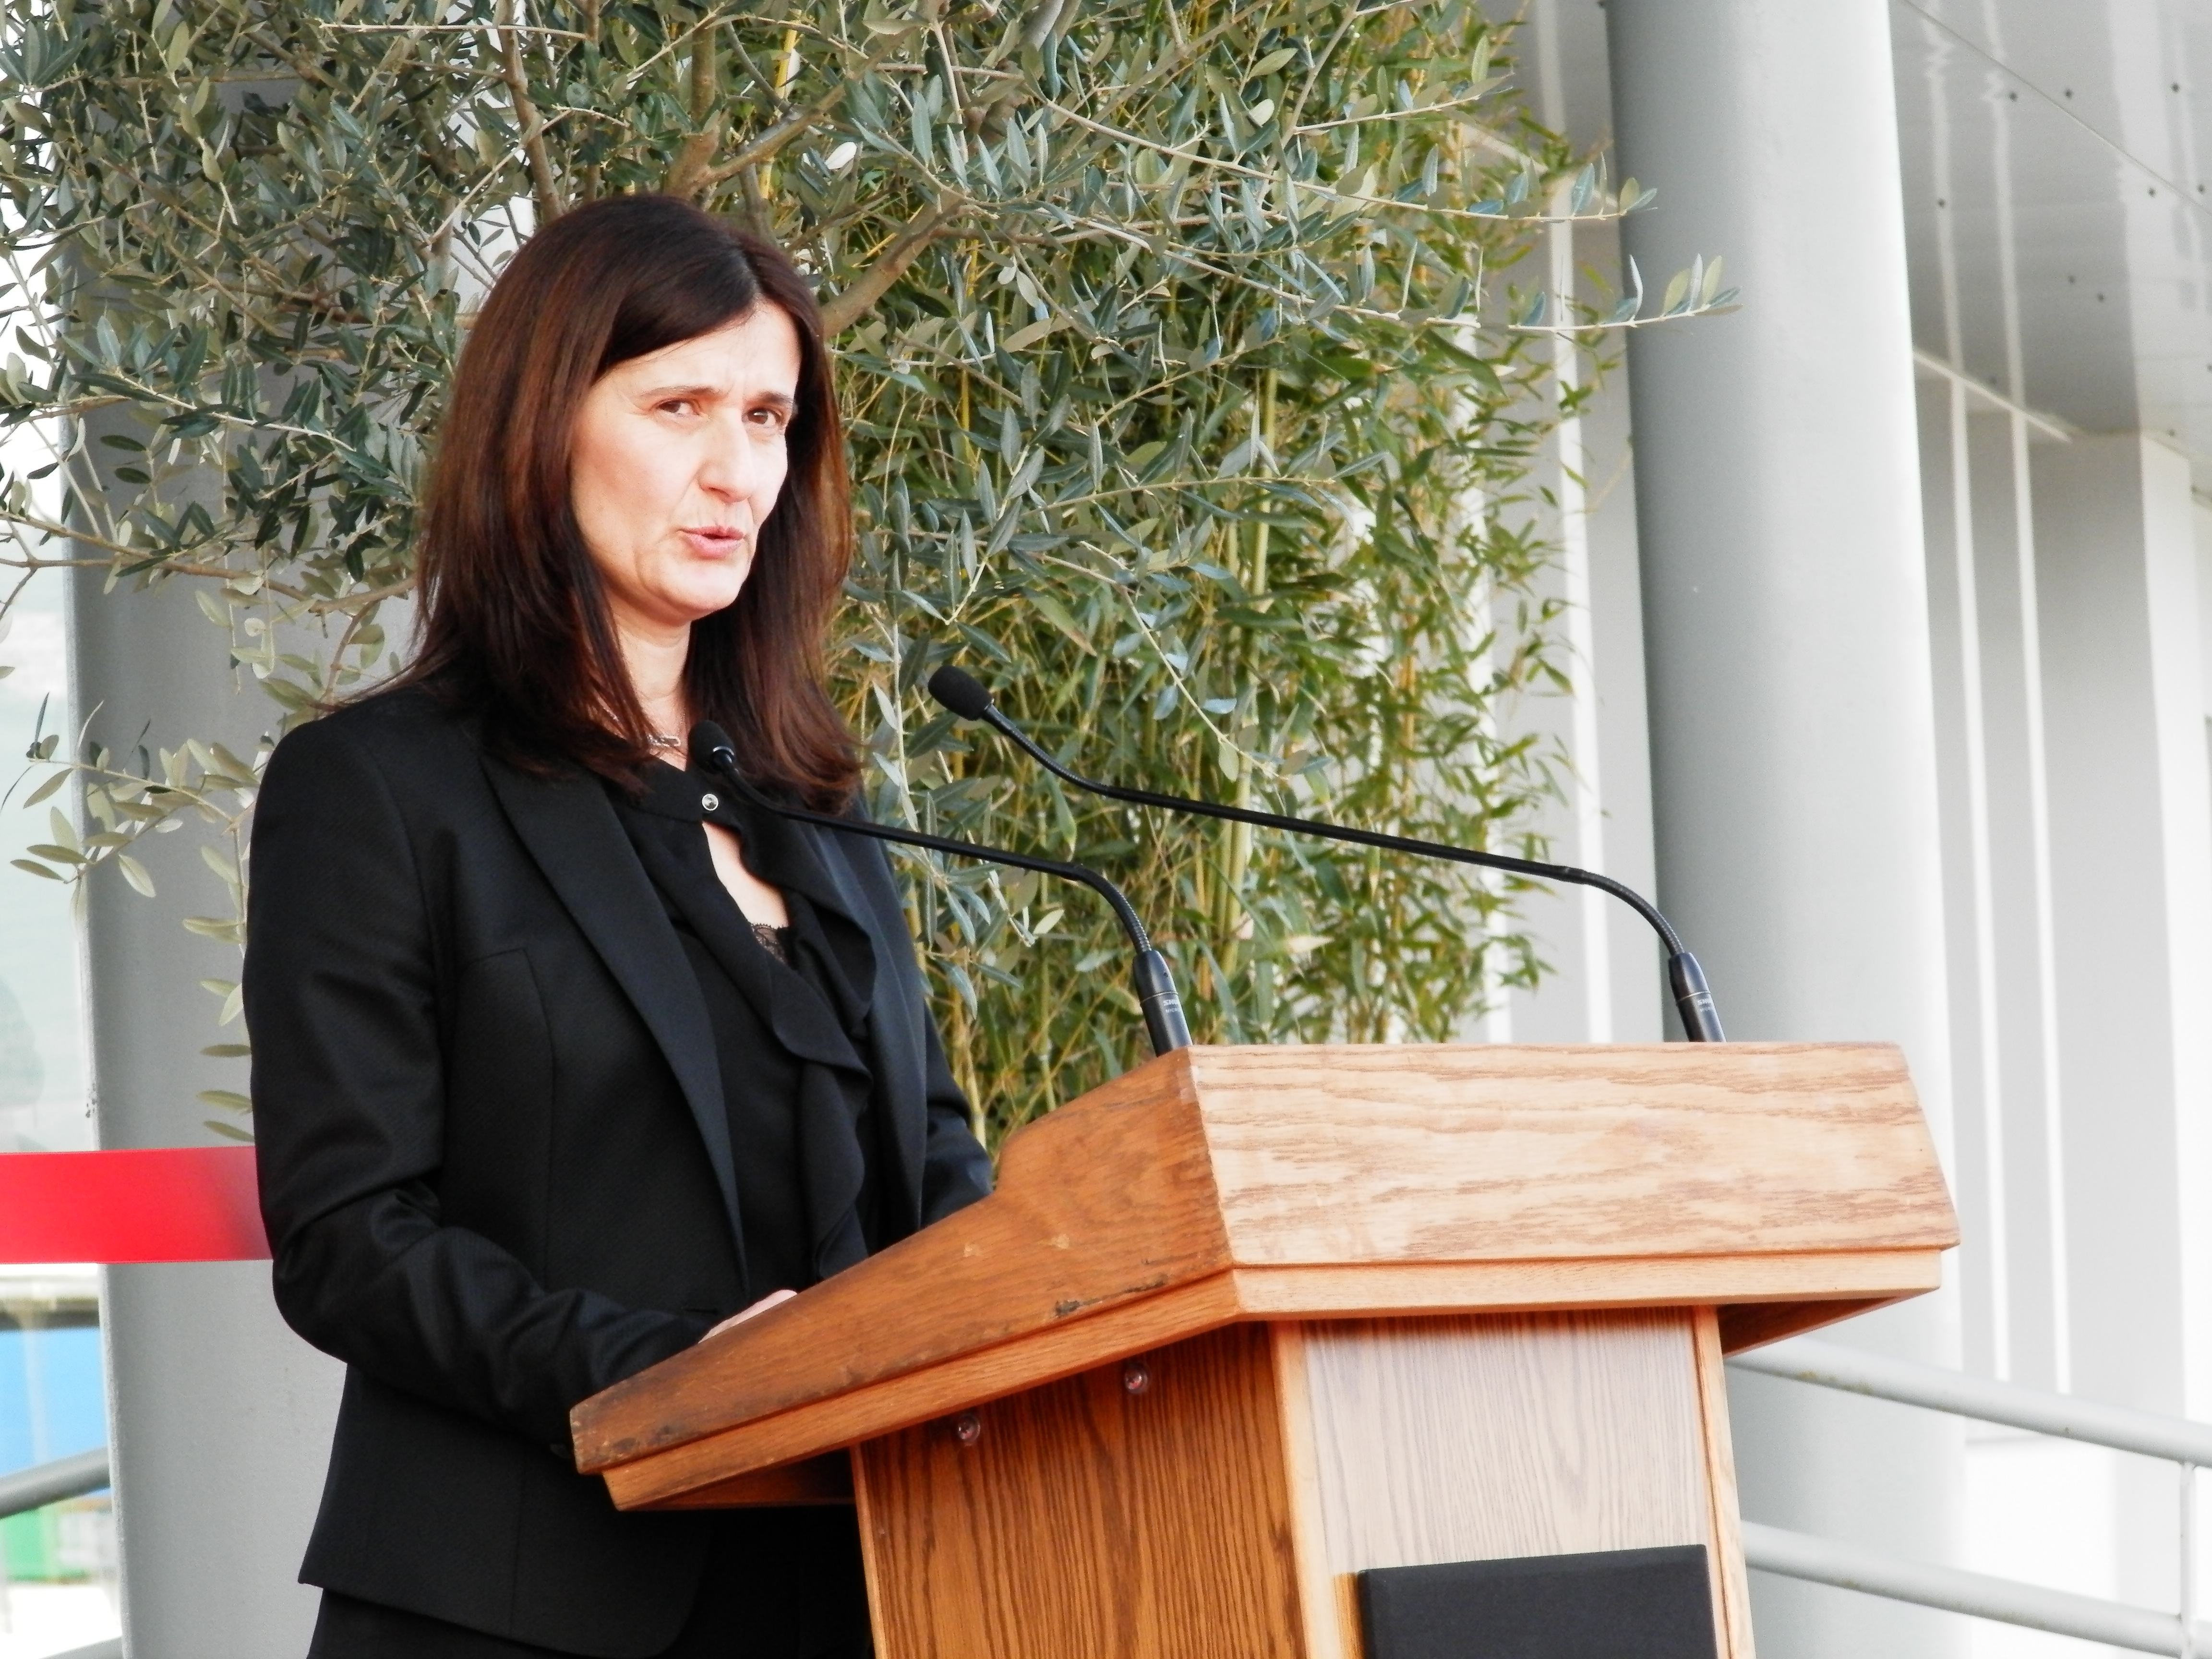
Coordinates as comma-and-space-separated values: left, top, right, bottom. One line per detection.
243, 195, 992, 1659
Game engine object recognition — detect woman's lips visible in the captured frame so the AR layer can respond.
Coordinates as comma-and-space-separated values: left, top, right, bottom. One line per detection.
680, 528, 747, 557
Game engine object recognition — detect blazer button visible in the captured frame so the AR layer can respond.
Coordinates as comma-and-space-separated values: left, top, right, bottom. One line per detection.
700, 793, 720, 812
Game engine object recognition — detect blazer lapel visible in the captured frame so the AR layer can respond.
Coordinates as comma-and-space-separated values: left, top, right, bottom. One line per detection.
482, 758, 744, 1251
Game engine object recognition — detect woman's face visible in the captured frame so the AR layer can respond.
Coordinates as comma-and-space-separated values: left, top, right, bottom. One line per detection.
568, 305, 803, 637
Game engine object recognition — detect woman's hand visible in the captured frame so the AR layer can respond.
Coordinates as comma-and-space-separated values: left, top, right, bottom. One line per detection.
703, 1287, 797, 1340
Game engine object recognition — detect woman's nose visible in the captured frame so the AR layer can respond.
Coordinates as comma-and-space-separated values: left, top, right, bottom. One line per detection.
696, 419, 760, 502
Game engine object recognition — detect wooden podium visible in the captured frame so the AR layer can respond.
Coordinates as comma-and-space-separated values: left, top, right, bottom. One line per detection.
572, 1044, 1955, 1659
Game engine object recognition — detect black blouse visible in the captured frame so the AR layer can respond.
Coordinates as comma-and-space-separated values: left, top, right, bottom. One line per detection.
607, 759, 886, 1301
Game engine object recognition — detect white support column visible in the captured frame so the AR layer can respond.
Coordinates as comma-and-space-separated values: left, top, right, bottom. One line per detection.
1603, 4, 1965, 1655
1969, 0, 2075, 1404
1496, 0, 1663, 1047
1917, 380, 2011, 1386
1535, 8, 1611, 1046
2032, 434, 2212, 1623
70, 565, 343, 1657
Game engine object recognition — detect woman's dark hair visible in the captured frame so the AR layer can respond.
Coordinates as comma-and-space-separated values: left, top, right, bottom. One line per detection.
397, 194, 858, 808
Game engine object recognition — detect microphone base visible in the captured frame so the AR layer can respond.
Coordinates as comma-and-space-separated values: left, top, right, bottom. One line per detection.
1133, 949, 1191, 1054
1667, 951, 1726, 1043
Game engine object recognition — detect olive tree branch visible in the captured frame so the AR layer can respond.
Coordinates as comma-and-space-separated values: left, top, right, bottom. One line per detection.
0, 538, 409, 617
692, 44, 909, 190
661, 22, 723, 198
495, 0, 567, 221
817, 194, 966, 334
0, 539, 315, 601
316, 601, 377, 702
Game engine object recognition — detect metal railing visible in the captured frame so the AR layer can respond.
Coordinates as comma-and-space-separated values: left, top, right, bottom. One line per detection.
0, 1446, 111, 1520
0, 1452, 121, 1659
1731, 1336, 2210, 1656
3, 1350, 2201, 1652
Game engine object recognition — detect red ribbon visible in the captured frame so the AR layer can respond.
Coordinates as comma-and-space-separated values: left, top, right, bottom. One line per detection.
0, 1147, 269, 1264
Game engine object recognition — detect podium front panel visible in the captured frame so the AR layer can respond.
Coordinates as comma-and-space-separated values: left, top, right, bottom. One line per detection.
1277, 1309, 1748, 1658
855, 1323, 1305, 1657
852, 1309, 1749, 1659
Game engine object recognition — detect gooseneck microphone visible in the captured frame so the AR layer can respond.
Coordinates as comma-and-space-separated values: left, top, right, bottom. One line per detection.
690, 722, 1191, 1056
923, 667, 1726, 1043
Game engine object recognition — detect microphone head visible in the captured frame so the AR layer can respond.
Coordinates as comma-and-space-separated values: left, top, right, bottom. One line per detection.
926, 664, 994, 721
688, 721, 740, 770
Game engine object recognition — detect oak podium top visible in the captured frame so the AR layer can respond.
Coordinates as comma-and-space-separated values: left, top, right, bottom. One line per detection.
572, 1042, 1957, 1510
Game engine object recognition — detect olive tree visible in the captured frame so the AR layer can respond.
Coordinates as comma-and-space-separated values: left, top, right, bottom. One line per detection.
0, 0, 1730, 1141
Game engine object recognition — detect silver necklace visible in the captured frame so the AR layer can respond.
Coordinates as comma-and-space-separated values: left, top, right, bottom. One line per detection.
648, 733, 684, 751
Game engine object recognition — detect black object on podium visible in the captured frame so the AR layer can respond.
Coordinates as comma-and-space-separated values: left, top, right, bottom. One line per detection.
1358, 1545, 1718, 1659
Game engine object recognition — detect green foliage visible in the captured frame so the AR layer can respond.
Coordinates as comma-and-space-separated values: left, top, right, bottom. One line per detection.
0, 0, 1725, 1143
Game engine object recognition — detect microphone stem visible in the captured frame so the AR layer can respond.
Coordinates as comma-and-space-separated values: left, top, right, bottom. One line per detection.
698, 750, 1191, 1055
976, 709, 1726, 1042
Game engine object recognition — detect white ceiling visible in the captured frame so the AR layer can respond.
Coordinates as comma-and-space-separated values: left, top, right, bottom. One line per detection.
1891, 0, 2212, 491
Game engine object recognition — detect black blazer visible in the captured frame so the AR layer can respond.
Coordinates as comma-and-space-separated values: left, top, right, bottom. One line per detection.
244, 687, 991, 1656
